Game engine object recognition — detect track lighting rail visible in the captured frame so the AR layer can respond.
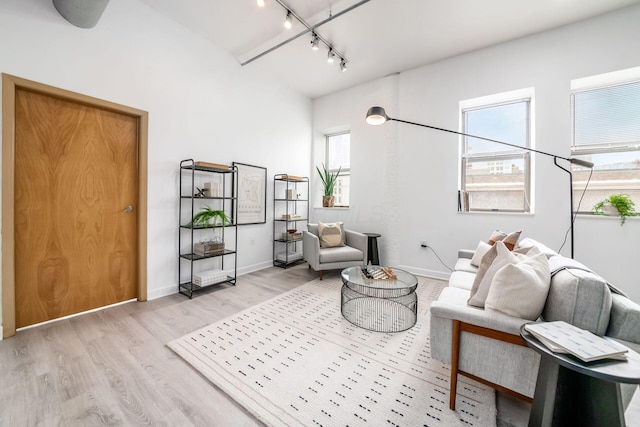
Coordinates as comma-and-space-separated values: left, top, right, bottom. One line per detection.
242, 0, 370, 67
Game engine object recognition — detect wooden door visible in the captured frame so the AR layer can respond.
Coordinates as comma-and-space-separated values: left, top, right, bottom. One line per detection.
14, 88, 138, 328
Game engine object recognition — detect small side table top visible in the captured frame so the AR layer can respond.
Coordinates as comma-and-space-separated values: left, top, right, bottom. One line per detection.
521, 325, 640, 384
521, 323, 640, 427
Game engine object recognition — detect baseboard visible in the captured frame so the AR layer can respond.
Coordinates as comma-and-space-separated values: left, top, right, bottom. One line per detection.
398, 265, 451, 282
148, 260, 276, 301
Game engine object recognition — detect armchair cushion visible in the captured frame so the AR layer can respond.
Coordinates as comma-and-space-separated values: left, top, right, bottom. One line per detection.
317, 221, 345, 248
319, 246, 363, 263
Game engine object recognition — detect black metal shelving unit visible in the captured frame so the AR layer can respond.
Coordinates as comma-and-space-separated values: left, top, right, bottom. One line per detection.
273, 174, 309, 268
179, 159, 238, 297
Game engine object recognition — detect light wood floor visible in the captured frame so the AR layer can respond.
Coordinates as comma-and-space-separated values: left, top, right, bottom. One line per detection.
1, 264, 638, 426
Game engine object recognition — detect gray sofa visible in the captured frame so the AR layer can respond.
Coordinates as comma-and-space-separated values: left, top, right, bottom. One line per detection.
430, 238, 640, 410
302, 223, 367, 279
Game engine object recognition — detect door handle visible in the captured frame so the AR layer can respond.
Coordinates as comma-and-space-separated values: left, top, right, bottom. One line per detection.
123, 205, 134, 213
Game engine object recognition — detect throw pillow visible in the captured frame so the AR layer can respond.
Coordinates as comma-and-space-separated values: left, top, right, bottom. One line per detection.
468, 242, 519, 308
470, 241, 492, 267
486, 229, 522, 250
485, 252, 551, 320
317, 221, 345, 248
487, 230, 507, 245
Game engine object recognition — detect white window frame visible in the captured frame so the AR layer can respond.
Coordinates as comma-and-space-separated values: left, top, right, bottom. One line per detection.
570, 67, 640, 215
325, 131, 350, 207
459, 88, 535, 213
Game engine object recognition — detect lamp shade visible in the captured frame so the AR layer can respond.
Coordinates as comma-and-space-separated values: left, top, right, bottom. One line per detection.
365, 106, 388, 125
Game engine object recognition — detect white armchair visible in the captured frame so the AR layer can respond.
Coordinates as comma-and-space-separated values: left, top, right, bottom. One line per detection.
303, 223, 367, 279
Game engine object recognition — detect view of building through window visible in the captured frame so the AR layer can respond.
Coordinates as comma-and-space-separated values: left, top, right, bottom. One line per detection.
326, 132, 350, 206
460, 98, 532, 212
571, 78, 640, 214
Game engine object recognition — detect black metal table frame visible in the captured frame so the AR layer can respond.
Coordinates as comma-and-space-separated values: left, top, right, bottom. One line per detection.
340, 266, 418, 333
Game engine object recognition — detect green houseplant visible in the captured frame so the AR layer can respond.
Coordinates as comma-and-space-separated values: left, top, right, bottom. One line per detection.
593, 194, 637, 225
187, 206, 232, 253
316, 163, 341, 207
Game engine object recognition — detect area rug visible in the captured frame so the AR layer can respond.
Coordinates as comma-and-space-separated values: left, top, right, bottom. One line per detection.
168, 277, 497, 426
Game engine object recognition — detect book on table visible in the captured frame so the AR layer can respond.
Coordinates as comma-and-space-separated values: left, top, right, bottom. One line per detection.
525, 321, 630, 362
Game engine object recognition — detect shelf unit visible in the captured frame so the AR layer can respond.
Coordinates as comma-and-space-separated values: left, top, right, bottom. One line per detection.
179, 159, 237, 298
273, 174, 309, 268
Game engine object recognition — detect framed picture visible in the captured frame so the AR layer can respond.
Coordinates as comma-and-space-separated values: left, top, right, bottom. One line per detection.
233, 162, 267, 225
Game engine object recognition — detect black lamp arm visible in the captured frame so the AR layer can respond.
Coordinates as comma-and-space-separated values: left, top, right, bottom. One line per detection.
388, 117, 593, 168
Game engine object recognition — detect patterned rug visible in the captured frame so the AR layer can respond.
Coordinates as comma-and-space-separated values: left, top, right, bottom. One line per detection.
168, 277, 497, 426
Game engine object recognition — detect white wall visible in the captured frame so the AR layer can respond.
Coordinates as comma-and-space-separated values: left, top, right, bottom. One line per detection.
0, 0, 312, 323
312, 5, 640, 302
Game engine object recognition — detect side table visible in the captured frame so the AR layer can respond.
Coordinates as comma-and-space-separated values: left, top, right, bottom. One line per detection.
364, 232, 381, 265
521, 324, 640, 427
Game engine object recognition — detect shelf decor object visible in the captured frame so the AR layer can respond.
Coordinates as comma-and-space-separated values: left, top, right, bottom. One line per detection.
179, 159, 238, 298
233, 162, 267, 225
273, 174, 309, 268
365, 106, 595, 259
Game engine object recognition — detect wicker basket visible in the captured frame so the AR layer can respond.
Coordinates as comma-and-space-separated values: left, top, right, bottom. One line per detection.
194, 241, 225, 255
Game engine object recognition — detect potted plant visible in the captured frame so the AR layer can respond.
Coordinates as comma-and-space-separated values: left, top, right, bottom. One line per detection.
593, 194, 637, 225
316, 163, 341, 207
187, 206, 232, 254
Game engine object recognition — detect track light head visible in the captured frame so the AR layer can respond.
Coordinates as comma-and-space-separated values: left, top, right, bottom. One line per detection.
340, 58, 347, 72
311, 34, 319, 51
257, 0, 265, 7
284, 11, 292, 29
327, 48, 336, 64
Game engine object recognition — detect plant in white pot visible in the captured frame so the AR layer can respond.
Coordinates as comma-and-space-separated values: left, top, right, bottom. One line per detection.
316, 163, 341, 207
593, 194, 638, 226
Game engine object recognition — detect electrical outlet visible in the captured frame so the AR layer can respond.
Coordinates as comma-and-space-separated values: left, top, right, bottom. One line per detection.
420, 240, 428, 248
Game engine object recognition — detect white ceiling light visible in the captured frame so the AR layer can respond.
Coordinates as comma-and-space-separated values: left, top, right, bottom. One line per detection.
256, 0, 265, 7
327, 48, 336, 64
311, 34, 319, 51
284, 11, 292, 29
340, 58, 347, 72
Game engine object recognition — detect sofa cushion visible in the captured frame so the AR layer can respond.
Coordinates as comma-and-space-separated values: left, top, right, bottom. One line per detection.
542, 256, 612, 335
485, 251, 551, 320
606, 293, 640, 344
318, 245, 363, 263
318, 221, 345, 248
454, 258, 478, 274
449, 271, 476, 291
470, 241, 492, 267
468, 242, 519, 308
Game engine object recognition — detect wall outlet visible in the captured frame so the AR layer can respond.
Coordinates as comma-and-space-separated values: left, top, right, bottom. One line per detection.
420, 240, 428, 248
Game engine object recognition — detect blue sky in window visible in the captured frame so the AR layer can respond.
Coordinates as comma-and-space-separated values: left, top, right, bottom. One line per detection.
465, 102, 527, 154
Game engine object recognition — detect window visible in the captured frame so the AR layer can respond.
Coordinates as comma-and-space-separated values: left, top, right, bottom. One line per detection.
326, 132, 350, 207
571, 74, 640, 214
460, 94, 532, 213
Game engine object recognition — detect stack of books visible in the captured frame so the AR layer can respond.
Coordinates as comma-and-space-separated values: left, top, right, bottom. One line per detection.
281, 214, 301, 220
525, 321, 630, 362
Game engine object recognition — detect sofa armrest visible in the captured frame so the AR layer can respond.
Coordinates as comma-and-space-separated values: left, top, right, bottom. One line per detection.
431, 298, 531, 337
458, 249, 475, 259
606, 293, 640, 345
302, 231, 320, 270
344, 230, 368, 261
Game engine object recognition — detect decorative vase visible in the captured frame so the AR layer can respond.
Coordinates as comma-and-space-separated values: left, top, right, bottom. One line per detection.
602, 205, 619, 216
322, 195, 335, 207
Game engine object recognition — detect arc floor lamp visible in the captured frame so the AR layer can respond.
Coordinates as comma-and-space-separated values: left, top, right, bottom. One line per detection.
365, 106, 594, 259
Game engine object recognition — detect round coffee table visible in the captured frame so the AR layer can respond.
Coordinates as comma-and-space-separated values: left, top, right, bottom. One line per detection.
340, 266, 418, 332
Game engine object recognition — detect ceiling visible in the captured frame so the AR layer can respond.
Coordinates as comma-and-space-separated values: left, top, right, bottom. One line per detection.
138, 0, 640, 99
